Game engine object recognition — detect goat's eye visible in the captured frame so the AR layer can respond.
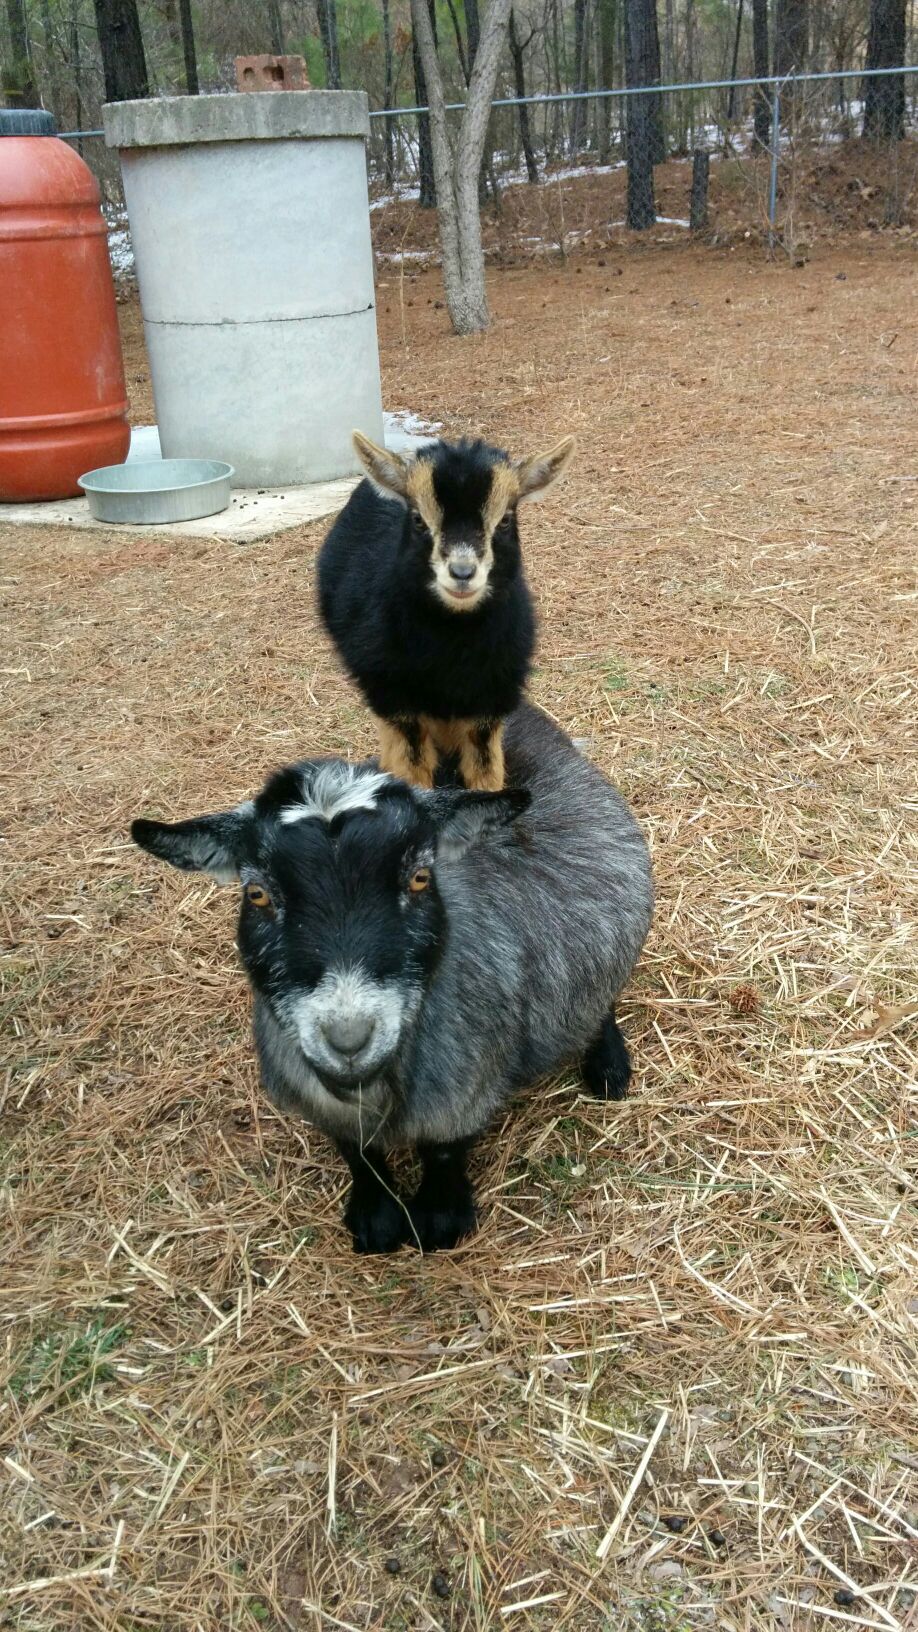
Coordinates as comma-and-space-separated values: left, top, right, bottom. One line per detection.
408, 866, 431, 894
496, 511, 514, 536
411, 508, 426, 531
245, 883, 272, 910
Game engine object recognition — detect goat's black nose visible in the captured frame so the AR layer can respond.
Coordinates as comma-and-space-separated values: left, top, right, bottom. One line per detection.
448, 557, 476, 583
322, 1015, 375, 1058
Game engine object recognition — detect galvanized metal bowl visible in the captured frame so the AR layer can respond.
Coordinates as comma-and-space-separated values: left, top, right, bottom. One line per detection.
78, 458, 234, 524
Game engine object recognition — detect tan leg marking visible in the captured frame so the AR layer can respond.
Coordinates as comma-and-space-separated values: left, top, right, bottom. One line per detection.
375, 715, 438, 789
422, 717, 506, 792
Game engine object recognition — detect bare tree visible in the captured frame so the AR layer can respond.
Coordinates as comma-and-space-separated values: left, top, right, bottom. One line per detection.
36, 0, 62, 116
752, 0, 770, 146
410, 0, 513, 333
624, 0, 659, 229
863, 0, 906, 138
381, 0, 396, 184
412, 0, 437, 208
4, 0, 40, 105
266, 0, 285, 53
509, 8, 538, 182
570, 0, 590, 151
317, 0, 341, 87
93, 0, 149, 102
597, 0, 616, 161
773, 0, 808, 74
726, 0, 744, 121
178, 0, 199, 93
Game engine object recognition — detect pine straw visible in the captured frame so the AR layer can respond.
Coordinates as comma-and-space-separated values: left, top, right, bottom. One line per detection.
1, 243, 916, 1632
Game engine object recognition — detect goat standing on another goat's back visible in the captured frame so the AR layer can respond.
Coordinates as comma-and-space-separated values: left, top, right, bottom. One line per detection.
317, 432, 574, 791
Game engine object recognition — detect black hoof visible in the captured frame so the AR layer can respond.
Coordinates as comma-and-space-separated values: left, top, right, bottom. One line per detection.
344, 1190, 408, 1254
583, 1012, 632, 1102
407, 1196, 478, 1253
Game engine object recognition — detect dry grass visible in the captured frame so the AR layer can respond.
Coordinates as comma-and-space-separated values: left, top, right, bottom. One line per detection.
1, 238, 917, 1632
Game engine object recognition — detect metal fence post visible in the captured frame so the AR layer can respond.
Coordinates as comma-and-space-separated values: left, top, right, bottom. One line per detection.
767, 82, 781, 250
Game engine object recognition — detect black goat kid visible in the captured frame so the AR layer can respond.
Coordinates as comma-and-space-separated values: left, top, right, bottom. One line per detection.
317, 432, 574, 790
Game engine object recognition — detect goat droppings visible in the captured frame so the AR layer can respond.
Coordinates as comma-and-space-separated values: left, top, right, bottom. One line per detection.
728, 983, 760, 1016
432, 1572, 451, 1599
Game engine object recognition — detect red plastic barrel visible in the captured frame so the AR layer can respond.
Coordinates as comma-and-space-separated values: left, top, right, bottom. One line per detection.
0, 110, 130, 501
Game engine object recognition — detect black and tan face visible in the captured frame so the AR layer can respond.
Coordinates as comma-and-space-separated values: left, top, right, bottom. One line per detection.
353, 432, 575, 613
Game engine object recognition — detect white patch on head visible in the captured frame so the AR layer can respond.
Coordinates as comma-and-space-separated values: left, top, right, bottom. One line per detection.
280, 766, 392, 827
286, 964, 419, 1084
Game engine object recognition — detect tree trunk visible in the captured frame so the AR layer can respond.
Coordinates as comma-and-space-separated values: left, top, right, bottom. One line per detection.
863, 0, 906, 139
726, 0, 744, 122
752, 0, 770, 147
38, 0, 62, 118
624, 0, 659, 227
266, 0, 285, 53
69, 0, 83, 151
4, 0, 40, 105
773, 0, 807, 74
412, 0, 437, 208
548, 0, 564, 156
444, 0, 470, 81
662, 0, 674, 83
266, 0, 284, 52
410, 0, 513, 333
316, 0, 341, 87
463, 0, 494, 208
465, 0, 481, 62
381, 0, 396, 184
159, 0, 181, 57
178, 0, 198, 93
570, 0, 589, 152
689, 147, 709, 228
92, 0, 149, 102
509, 10, 538, 181
597, 0, 616, 161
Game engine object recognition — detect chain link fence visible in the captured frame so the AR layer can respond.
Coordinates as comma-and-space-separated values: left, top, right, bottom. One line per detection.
365, 66, 918, 261
57, 65, 918, 275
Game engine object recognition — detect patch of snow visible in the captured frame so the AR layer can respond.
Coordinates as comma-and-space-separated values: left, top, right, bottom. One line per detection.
541, 159, 625, 182
104, 205, 134, 278
384, 408, 443, 455
385, 410, 443, 436
370, 185, 420, 211
376, 248, 435, 264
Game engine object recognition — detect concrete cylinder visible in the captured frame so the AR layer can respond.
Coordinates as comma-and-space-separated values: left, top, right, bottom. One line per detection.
103, 92, 384, 486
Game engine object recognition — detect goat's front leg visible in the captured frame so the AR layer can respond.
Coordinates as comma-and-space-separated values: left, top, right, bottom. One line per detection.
457, 718, 505, 793
407, 1138, 478, 1251
336, 1140, 407, 1254
375, 714, 438, 790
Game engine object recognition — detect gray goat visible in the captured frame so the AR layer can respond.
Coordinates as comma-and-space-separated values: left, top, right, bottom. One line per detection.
132, 705, 653, 1253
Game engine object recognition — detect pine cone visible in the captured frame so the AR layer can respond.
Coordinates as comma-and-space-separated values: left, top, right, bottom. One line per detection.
728, 983, 760, 1016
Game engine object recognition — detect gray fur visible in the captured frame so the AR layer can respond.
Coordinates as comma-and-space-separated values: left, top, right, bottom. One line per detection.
252, 705, 652, 1148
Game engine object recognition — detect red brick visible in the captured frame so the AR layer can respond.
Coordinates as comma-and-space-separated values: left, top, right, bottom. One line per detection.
235, 55, 311, 92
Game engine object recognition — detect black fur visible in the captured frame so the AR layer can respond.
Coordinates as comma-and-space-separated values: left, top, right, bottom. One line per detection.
582, 1007, 632, 1101
317, 440, 536, 723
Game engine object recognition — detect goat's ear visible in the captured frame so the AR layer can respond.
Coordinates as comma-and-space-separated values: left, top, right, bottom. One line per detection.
514, 435, 576, 501
430, 787, 531, 861
131, 806, 253, 884
352, 430, 409, 501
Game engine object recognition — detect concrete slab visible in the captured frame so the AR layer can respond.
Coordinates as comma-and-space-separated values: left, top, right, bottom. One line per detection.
0, 413, 442, 540
0, 478, 358, 540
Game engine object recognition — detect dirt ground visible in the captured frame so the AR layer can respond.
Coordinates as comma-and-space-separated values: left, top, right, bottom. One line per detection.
2, 237, 917, 1631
